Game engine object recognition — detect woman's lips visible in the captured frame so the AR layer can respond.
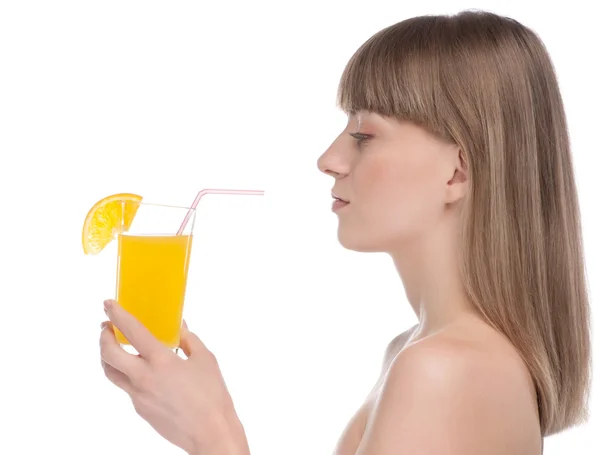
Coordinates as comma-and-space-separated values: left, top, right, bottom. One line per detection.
331, 192, 350, 212
332, 199, 350, 211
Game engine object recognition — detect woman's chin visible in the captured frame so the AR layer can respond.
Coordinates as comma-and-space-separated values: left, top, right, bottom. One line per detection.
337, 228, 386, 253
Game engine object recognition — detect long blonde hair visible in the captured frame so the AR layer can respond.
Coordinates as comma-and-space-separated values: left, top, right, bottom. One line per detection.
337, 10, 591, 436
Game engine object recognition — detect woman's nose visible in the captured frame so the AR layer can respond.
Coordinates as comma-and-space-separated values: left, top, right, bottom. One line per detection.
317, 141, 351, 179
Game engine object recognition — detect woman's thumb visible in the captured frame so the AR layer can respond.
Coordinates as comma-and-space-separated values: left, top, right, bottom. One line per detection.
179, 320, 207, 357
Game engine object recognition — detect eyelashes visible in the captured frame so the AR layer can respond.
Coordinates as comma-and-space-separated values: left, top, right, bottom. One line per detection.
349, 132, 373, 148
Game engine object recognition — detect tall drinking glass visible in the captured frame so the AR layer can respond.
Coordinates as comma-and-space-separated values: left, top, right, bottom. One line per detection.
113, 202, 195, 350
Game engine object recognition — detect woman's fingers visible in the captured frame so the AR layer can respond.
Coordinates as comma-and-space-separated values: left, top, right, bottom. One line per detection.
99, 321, 143, 378
101, 359, 134, 394
104, 299, 168, 362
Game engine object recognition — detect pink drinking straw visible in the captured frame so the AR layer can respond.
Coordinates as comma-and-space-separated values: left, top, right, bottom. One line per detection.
177, 188, 265, 235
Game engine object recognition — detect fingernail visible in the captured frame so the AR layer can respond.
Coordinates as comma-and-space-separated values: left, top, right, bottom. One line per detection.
182, 320, 188, 331
104, 299, 113, 312
100, 321, 109, 330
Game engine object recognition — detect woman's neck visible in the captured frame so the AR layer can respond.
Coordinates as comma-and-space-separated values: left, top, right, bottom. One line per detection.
389, 219, 478, 337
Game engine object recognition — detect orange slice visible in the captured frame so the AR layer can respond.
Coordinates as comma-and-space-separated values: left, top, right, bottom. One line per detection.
82, 193, 143, 255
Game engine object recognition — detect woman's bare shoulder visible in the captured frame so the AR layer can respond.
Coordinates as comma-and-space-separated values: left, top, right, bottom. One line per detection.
381, 325, 418, 374
360, 319, 541, 455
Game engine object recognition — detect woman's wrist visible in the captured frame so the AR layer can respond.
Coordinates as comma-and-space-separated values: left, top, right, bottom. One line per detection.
190, 411, 250, 455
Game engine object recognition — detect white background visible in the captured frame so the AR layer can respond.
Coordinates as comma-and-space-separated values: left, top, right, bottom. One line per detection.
0, 1, 597, 454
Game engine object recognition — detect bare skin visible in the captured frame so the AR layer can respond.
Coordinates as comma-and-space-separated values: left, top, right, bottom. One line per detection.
333, 319, 542, 455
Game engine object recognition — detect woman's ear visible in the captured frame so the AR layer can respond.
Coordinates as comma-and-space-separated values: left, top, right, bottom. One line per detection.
445, 148, 468, 204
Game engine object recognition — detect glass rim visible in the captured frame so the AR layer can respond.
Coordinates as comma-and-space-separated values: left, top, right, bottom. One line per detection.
134, 201, 196, 212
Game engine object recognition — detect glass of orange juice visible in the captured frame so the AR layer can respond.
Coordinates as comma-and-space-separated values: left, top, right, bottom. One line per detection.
113, 202, 196, 351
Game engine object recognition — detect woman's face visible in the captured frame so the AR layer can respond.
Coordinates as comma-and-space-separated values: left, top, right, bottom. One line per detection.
317, 111, 466, 253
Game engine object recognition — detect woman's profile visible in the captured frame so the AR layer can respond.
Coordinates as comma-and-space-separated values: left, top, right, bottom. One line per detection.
99, 9, 591, 455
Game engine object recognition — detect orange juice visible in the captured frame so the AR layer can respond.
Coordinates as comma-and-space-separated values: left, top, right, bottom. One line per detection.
115, 234, 193, 348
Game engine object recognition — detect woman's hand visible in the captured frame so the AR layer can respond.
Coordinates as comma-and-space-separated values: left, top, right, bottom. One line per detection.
99, 299, 250, 455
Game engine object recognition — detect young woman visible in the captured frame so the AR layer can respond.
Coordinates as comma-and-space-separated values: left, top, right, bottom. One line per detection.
99, 10, 591, 455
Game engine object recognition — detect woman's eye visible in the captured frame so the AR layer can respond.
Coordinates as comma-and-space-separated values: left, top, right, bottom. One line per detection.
349, 132, 372, 148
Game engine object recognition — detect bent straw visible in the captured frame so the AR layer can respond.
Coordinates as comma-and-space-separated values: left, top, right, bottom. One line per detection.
177, 188, 265, 235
